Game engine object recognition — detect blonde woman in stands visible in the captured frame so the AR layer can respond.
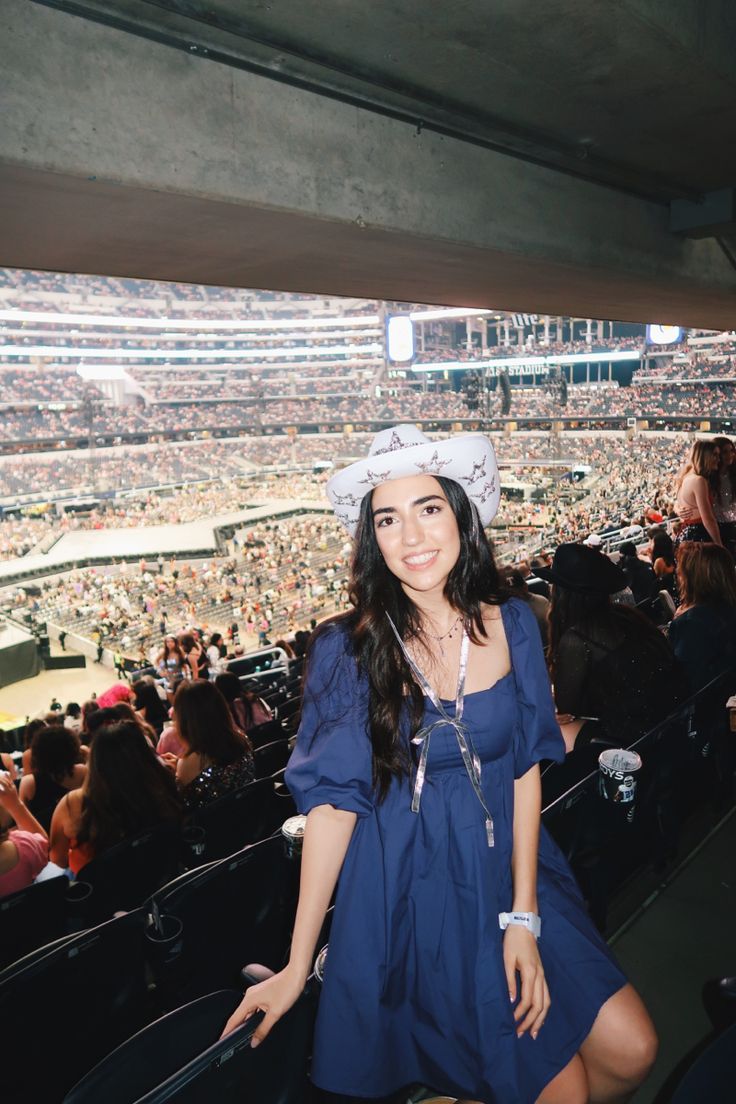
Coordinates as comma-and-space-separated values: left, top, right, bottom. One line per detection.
674, 439, 722, 548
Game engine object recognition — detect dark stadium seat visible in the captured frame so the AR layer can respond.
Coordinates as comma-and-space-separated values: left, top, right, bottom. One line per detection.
0, 873, 69, 970
71, 825, 183, 926
146, 834, 300, 1008
247, 718, 287, 748
63, 986, 318, 1104
253, 738, 291, 778
664, 1020, 736, 1103
0, 908, 153, 1104
184, 777, 279, 864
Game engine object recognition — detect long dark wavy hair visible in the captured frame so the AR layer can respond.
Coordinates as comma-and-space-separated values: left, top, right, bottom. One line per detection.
342, 474, 506, 801
547, 586, 673, 682
77, 720, 181, 851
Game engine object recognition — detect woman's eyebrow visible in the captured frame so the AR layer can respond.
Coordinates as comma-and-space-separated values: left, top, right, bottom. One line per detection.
372, 494, 444, 518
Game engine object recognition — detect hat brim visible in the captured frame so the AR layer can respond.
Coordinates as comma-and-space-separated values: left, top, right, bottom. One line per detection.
326, 433, 501, 536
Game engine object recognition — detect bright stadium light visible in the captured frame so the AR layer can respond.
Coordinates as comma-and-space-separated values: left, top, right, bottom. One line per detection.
408, 307, 495, 322
387, 316, 415, 363
0, 309, 381, 331
646, 324, 683, 345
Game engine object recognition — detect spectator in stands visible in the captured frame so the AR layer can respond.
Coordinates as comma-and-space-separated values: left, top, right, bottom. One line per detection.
709, 435, 736, 557
48, 719, 181, 874
179, 631, 205, 680
156, 635, 186, 691
205, 631, 227, 675
675, 439, 722, 547
503, 569, 549, 647
668, 542, 736, 693
171, 680, 255, 811
648, 529, 677, 597
80, 699, 100, 740
0, 770, 48, 898
21, 717, 47, 776
131, 677, 169, 737
19, 724, 86, 832
618, 541, 658, 614
514, 558, 550, 599
549, 543, 682, 753
64, 702, 82, 733
212, 672, 251, 733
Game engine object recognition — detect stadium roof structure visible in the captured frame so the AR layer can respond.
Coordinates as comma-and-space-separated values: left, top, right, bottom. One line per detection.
3, 1, 736, 326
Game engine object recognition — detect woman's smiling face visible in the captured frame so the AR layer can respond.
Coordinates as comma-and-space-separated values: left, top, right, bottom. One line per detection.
371, 474, 461, 598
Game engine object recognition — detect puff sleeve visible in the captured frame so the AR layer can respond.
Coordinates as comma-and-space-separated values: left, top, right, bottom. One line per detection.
505, 598, 566, 778
284, 626, 375, 816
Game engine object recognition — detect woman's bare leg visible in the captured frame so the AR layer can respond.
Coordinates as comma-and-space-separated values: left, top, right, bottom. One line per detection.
536, 1053, 588, 1104
578, 984, 658, 1103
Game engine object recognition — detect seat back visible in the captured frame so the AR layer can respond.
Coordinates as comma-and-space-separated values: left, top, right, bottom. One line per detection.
147, 835, 299, 1007
73, 825, 182, 925
246, 719, 286, 749
253, 739, 291, 779
0, 909, 151, 1104
186, 777, 276, 863
64, 986, 317, 1104
0, 873, 69, 971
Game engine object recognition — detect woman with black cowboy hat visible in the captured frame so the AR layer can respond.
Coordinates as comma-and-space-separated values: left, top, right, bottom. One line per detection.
223, 426, 657, 1104
549, 543, 682, 755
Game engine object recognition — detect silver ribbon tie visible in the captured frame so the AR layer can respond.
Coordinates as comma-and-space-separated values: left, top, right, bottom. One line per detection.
386, 613, 495, 847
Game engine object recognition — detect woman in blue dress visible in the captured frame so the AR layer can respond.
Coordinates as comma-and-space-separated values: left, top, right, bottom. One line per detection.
224, 426, 657, 1103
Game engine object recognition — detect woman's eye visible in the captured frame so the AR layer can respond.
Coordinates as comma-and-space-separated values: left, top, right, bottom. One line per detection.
375, 516, 394, 528
423, 505, 441, 515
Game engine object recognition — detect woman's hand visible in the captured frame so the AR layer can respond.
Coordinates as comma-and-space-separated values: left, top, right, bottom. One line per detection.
503, 925, 550, 1041
220, 965, 305, 1046
0, 770, 22, 813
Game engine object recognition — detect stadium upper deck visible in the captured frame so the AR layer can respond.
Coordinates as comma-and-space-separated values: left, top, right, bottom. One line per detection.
2, 268, 734, 462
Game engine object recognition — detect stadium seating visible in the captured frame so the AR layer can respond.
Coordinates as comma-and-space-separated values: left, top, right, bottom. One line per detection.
62, 986, 318, 1104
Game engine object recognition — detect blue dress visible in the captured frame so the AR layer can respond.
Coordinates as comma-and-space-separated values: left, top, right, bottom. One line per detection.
285, 598, 627, 1102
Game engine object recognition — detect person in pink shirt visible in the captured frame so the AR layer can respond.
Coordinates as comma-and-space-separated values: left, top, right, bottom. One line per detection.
0, 771, 49, 898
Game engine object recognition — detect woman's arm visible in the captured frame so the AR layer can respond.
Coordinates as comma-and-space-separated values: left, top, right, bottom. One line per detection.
505, 764, 550, 1041
222, 803, 356, 1042
18, 773, 36, 803
0, 773, 47, 839
49, 791, 81, 866
176, 751, 204, 788
693, 477, 723, 545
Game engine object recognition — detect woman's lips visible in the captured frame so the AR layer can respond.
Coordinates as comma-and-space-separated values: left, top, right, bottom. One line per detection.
402, 550, 439, 571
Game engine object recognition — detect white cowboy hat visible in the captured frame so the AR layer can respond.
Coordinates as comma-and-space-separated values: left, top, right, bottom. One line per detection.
325, 424, 501, 536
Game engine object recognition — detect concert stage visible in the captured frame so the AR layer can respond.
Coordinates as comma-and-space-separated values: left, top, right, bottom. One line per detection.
0, 621, 40, 688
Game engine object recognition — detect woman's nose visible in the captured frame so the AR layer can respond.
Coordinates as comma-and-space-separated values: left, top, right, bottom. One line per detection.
401, 516, 421, 545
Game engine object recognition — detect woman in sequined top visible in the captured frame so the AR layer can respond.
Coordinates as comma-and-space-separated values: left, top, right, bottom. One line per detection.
172, 679, 255, 812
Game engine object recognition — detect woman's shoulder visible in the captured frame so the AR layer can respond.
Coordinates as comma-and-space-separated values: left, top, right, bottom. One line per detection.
306, 615, 355, 669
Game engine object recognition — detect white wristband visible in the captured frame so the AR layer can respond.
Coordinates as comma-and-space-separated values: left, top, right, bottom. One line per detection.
499, 911, 541, 939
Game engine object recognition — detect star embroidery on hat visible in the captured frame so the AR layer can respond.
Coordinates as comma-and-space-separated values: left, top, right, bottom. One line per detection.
333, 491, 361, 507
476, 476, 497, 503
358, 468, 392, 486
414, 450, 451, 475
460, 457, 487, 485
374, 431, 410, 455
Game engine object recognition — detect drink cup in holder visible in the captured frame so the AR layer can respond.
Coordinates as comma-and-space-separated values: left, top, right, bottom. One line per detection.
281, 814, 307, 860
145, 912, 184, 969
598, 748, 642, 822
314, 944, 328, 984
66, 878, 94, 930
182, 824, 207, 864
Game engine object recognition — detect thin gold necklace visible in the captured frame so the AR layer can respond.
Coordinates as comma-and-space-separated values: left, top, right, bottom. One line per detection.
421, 614, 463, 658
